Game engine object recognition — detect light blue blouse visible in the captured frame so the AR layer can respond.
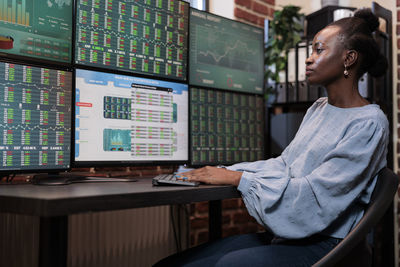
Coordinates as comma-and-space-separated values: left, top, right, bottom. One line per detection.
227, 97, 389, 239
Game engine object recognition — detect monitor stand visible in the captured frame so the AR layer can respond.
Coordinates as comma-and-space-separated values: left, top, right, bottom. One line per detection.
31, 173, 138, 186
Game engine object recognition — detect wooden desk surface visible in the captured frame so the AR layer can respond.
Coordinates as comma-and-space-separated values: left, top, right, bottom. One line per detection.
0, 178, 240, 217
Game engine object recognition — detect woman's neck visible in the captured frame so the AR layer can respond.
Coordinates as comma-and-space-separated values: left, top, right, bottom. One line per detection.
325, 78, 369, 108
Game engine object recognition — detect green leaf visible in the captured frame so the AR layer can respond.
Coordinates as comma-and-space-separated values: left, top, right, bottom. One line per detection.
264, 5, 304, 87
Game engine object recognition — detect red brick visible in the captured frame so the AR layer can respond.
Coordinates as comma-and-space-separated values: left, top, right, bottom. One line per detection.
235, 7, 261, 25
94, 167, 128, 172
222, 199, 240, 209
239, 199, 246, 208
190, 216, 208, 229
398, 67, 400, 80
194, 201, 209, 213
397, 25, 400, 35
222, 214, 231, 224
398, 10, 400, 22
70, 167, 91, 172
258, 17, 265, 27
252, 1, 269, 15
235, 0, 251, 9
260, 0, 275, 5
398, 83, 400, 94
233, 211, 253, 223
268, 7, 275, 17
398, 0, 400, 7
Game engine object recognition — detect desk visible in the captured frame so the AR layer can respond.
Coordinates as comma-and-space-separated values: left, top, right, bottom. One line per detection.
0, 178, 240, 267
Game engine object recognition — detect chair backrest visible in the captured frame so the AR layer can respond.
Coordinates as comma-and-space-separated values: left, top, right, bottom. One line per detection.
312, 167, 399, 267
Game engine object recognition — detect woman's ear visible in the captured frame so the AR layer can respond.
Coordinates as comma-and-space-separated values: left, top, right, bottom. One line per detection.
344, 50, 358, 68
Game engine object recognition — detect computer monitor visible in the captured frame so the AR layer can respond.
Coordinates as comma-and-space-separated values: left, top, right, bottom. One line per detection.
74, 68, 189, 166
190, 87, 264, 166
0, 60, 72, 174
0, 0, 72, 65
74, 0, 189, 81
189, 8, 264, 94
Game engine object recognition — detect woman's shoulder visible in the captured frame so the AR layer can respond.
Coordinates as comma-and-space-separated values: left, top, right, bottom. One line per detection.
307, 97, 388, 130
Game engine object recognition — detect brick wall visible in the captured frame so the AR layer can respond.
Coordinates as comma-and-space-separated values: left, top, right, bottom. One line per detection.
234, 0, 275, 27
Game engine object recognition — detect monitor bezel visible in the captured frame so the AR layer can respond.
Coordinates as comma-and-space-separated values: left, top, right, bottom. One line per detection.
187, 7, 265, 95
0, 58, 74, 175
71, 66, 190, 168
72, 0, 190, 83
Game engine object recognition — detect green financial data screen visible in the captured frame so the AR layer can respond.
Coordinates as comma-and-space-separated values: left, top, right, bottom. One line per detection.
0, 61, 72, 171
0, 0, 72, 63
189, 9, 264, 94
75, 0, 189, 81
190, 87, 264, 165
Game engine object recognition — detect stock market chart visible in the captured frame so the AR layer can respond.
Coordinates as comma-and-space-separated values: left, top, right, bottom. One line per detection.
189, 9, 264, 93
75, 0, 189, 80
0, 62, 72, 170
190, 87, 264, 165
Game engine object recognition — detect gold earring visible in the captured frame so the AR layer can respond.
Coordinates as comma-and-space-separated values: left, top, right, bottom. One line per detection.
344, 65, 349, 78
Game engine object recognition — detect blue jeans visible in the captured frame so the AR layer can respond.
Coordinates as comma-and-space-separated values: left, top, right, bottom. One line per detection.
154, 232, 341, 267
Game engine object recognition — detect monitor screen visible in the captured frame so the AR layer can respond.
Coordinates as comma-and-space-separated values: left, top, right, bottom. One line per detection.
75, 0, 189, 81
189, 9, 264, 94
75, 68, 189, 165
0, 0, 72, 64
190, 87, 264, 166
0, 61, 72, 172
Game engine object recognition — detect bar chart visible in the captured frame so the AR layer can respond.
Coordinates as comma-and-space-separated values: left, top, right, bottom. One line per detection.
0, 0, 31, 27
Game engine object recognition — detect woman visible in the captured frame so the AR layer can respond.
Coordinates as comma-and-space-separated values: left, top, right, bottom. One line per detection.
156, 8, 389, 266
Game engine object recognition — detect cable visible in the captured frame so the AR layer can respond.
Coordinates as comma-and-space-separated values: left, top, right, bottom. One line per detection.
170, 205, 181, 252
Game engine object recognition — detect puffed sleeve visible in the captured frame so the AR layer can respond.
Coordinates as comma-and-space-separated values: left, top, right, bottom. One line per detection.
237, 120, 388, 239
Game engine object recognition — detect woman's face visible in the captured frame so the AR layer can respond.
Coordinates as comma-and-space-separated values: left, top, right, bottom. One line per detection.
305, 26, 346, 85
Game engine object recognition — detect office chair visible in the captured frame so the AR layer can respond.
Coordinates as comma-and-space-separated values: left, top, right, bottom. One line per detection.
312, 167, 399, 267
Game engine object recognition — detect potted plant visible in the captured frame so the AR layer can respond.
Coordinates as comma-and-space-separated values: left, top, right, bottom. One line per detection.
265, 5, 305, 102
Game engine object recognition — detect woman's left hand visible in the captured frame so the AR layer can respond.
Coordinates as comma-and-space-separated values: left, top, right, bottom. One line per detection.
177, 166, 242, 186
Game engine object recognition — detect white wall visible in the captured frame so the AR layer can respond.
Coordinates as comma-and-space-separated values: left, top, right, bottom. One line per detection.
209, 0, 234, 19
275, 0, 393, 14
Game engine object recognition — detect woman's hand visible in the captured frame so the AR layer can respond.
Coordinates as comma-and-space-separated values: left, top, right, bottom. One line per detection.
177, 166, 242, 186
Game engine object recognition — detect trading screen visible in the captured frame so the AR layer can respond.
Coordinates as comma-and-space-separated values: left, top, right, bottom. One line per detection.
75, 68, 188, 163
0, 0, 72, 63
189, 9, 264, 94
191, 87, 264, 165
0, 61, 72, 170
75, 0, 189, 80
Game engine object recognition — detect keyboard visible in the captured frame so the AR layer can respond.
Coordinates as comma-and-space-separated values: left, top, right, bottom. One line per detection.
152, 174, 199, 187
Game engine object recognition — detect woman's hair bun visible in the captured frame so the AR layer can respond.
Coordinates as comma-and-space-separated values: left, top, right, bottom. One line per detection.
353, 8, 379, 33
368, 53, 388, 77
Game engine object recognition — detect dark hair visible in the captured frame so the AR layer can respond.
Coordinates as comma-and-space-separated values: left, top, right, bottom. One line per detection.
328, 8, 387, 78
